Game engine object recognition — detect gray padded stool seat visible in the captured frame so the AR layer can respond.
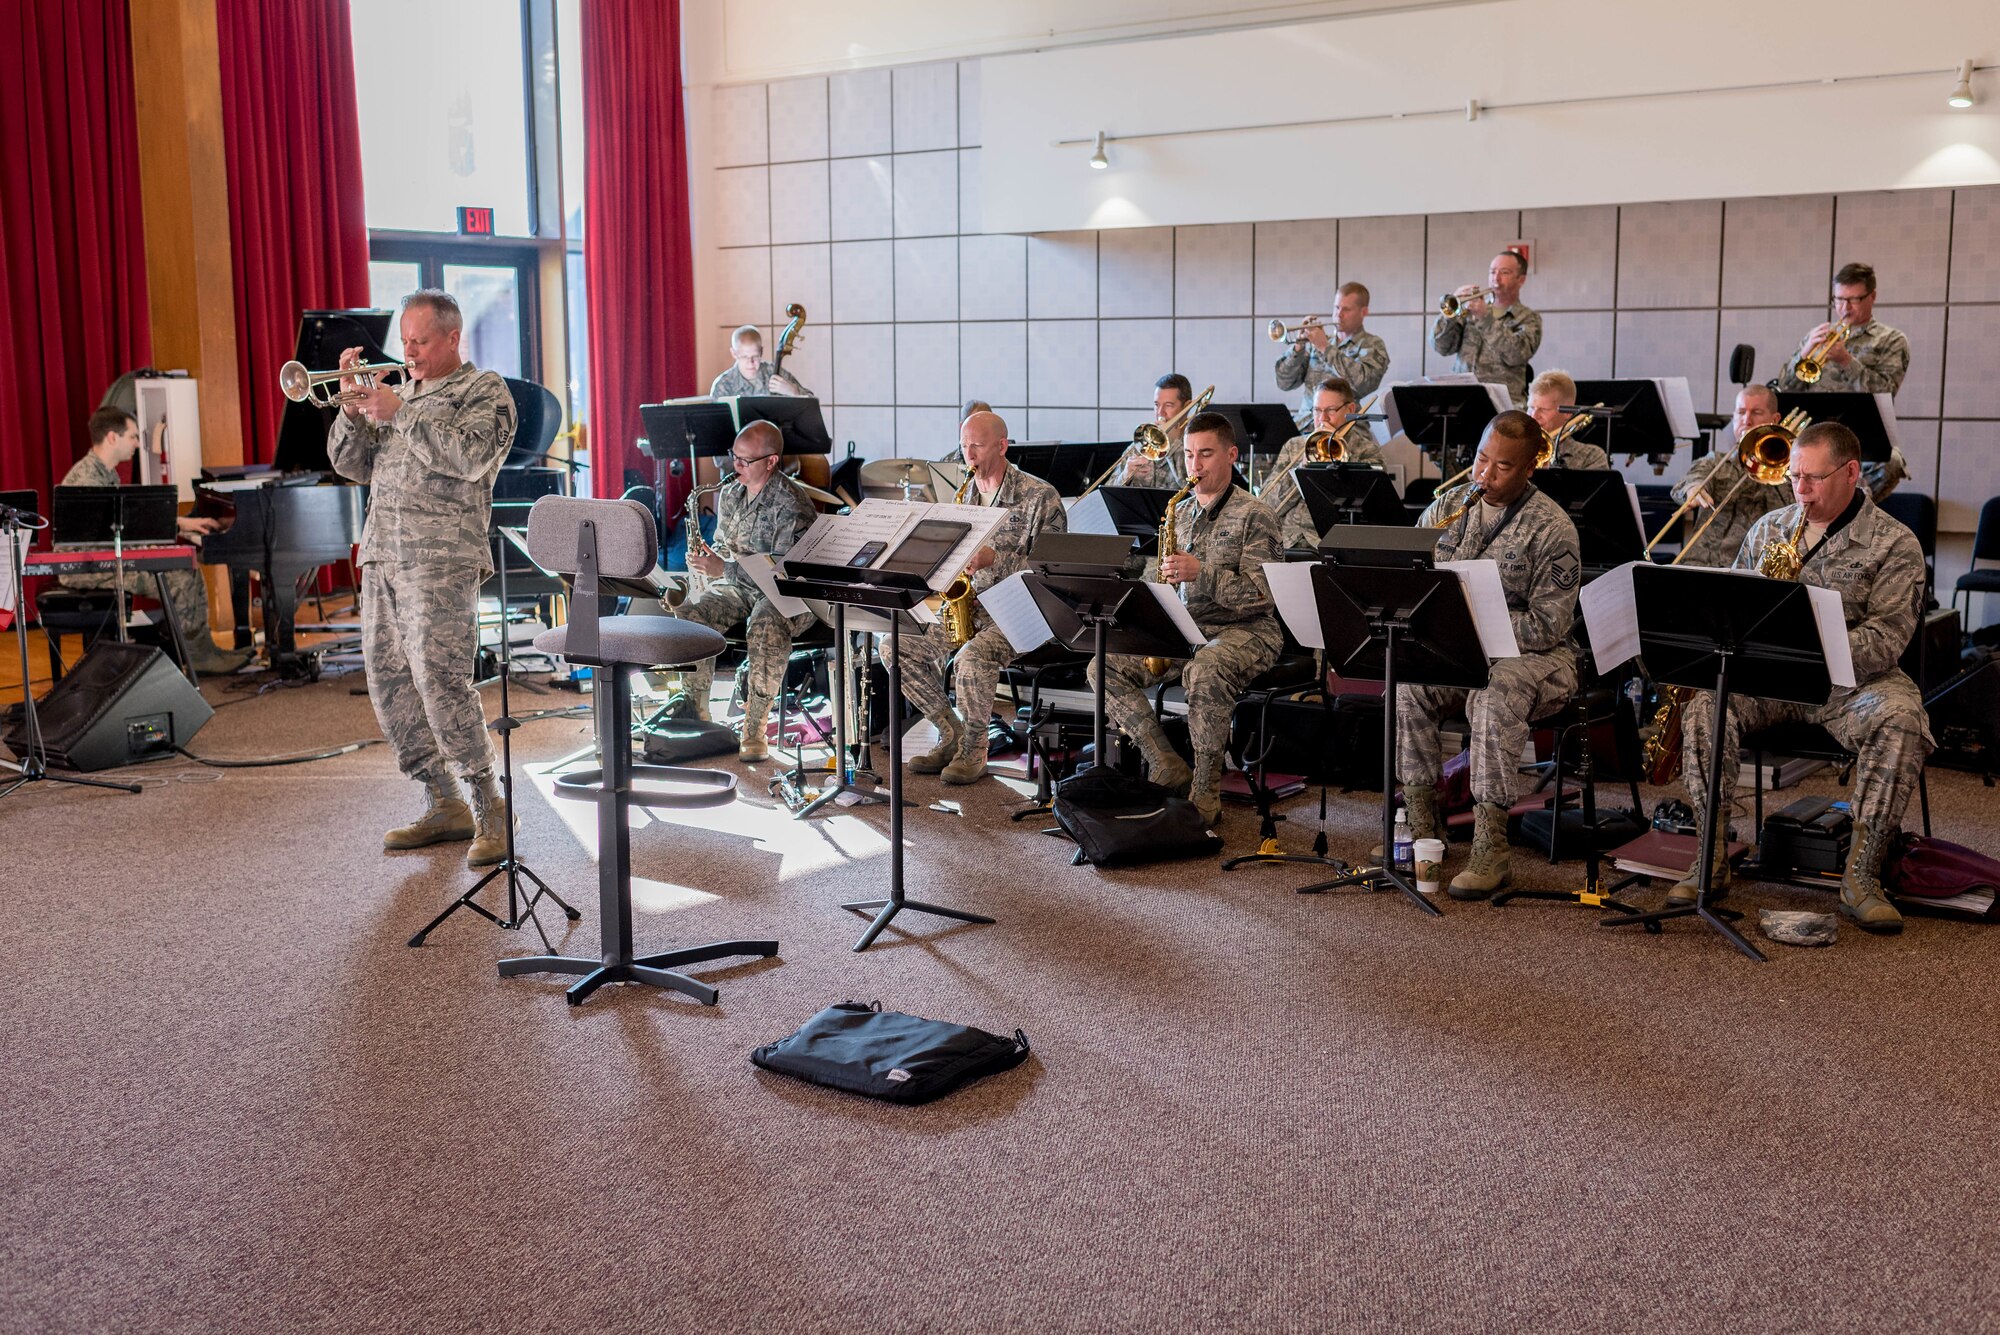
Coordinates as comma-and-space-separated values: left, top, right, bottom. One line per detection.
497, 496, 777, 1006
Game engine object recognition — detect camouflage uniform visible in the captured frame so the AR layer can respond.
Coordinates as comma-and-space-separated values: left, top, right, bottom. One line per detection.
674, 472, 818, 708
1260, 431, 1387, 549
329, 362, 516, 786
1774, 319, 1909, 397
1431, 302, 1543, 406
889, 464, 1067, 732
56, 453, 217, 650
1680, 494, 1933, 834
1862, 446, 1908, 504
1669, 444, 1795, 569
1090, 486, 1283, 786
1109, 434, 1185, 489
709, 360, 814, 399
1274, 328, 1391, 418
1397, 484, 1582, 806
1548, 437, 1610, 471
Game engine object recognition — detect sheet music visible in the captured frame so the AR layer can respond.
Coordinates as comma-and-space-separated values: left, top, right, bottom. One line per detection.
1873, 393, 1903, 453
1145, 582, 1208, 650
1263, 560, 1324, 650
1064, 489, 1118, 535
1626, 483, 1646, 538
1437, 560, 1520, 659
737, 552, 811, 617
979, 570, 1055, 654
1807, 585, 1856, 688
1379, 378, 1513, 437
785, 499, 1006, 593
1578, 561, 1642, 669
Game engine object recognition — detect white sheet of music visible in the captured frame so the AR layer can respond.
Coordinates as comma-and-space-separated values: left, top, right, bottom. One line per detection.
736, 552, 810, 617
0, 536, 17, 622
1806, 585, 1856, 687
785, 498, 1006, 593
1578, 562, 1855, 689
1437, 559, 1520, 659
1146, 581, 1208, 650
1263, 560, 1324, 650
1871, 393, 1903, 452
1645, 377, 1701, 440
1064, 489, 1118, 535
1627, 482, 1646, 537
979, 570, 1054, 654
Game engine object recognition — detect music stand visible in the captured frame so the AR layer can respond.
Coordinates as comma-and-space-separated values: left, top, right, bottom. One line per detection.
1568, 381, 1678, 464
50, 485, 191, 666
1596, 565, 1833, 962
1531, 470, 1645, 573
1008, 441, 1132, 497
1296, 465, 1408, 536
1287, 529, 1497, 913
733, 395, 834, 457
1089, 486, 1177, 553
1389, 385, 1499, 481
1208, 403, 1299, 487
774, 567, 993, 951
273, 308, 395, 473
1772, 391, 1895, 463
639, 399, 736, 558
764, 596, 903, 820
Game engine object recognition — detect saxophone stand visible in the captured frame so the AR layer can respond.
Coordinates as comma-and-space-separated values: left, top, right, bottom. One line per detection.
1596, 566, 1832, 962
1, 505, 143, 801
409, 527, 580, 948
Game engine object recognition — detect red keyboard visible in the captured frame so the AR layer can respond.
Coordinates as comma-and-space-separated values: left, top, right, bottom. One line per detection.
21, 545, 199, 578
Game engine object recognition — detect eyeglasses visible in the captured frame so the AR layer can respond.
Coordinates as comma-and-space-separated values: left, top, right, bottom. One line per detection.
730, 451, 778, 467
1791, 464, 1854, 486
1312, 406, 1354, 420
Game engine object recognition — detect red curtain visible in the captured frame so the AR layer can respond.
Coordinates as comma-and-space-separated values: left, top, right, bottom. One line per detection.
582, 0, 697, 504
216, 0, 371, 464
0, 0, 150, 502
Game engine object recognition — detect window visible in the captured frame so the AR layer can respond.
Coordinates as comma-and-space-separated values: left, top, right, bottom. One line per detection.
368, 242, 539, 379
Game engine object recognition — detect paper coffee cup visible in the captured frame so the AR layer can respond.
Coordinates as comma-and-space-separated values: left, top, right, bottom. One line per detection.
1413, 837, 1446, 894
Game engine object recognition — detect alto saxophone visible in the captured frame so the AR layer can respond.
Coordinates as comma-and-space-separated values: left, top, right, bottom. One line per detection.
685, 470, 731, 564
934, 472, 979, 649
1759, 507, 1811, 582
1142, 481, 1195, 674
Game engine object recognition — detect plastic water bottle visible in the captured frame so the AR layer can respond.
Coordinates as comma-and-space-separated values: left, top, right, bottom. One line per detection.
1392, 809, 1413, 874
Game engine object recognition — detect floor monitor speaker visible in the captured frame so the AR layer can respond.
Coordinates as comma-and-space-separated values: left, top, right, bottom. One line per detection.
5, 642, 211, 772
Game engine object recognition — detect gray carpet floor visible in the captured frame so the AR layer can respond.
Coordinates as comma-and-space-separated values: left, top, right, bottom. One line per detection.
3, 668, 1998, 1333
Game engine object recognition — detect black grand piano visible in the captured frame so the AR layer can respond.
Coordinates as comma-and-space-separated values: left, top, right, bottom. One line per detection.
192, 309, 385, 677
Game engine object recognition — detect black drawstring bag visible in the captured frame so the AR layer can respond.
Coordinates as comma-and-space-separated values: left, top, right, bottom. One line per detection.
1051, 766, 1220, 867
752, 1001, 1031, 1104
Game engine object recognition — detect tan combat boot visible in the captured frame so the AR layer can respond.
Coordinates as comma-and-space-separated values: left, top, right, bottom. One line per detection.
1448, 802, 1512, 900
909, 708, 964, 774
1131, 718, 1192, 795
737, 695, 772, 762
1666, 817, 1733, 908
466, 771, 511, 868
1188, 766, 1223, 827
940, 725, 989, 786
1372, 786, 1440, 861
384, 777, 475, 850
1840, 820, 1904, 935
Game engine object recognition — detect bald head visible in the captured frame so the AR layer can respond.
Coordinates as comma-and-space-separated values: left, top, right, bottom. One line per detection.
735, 420, 782, 457
960, 410, 1010, 482
962, 410, 1007, 445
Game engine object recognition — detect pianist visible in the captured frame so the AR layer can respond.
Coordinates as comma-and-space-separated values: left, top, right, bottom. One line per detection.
59, 407, 253, 675
328, 289, 518, 868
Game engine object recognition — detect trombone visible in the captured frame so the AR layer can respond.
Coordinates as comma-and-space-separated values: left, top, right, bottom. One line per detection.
1641, 409, 1807, 560
280, 358, 405, 407
1076, 385, 1214, 500
1438, 287, 1497, 318
1300, 393, 1379, 464
1267, 316, 1330, 345
1794, 322, 1851, 385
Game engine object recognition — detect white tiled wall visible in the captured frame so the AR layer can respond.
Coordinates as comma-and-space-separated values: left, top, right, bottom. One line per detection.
701, 60, 2000, 606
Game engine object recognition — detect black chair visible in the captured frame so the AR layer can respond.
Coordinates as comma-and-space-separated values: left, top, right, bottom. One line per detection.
1880, 492, 1938, 603
502, 377, 563, 468
498, 496, 777, 1007
1746, 721, 1931, 842
34, 588, 119, 684
1951, 497, 2000, 625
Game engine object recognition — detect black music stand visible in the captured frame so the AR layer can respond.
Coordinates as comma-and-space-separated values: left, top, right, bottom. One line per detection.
273, 308, 394, 473
1597, 566, 1833, 962
1288, 530, 1496, 913
1008, 441, 1131, 497
1390, 385, 1499, 480
1532, 470, 1645, 573
1569, 380, 1677, 465
1772, 391, 1894, 463
1208, 403, 1299, 487
775, 567, 993, 950
1297, 465, 1408, 535
639, 400, 736, 559
408, 526, 581, 948
1083, 486, 1177, 555
734, 395, 834, 457
50, 485, 193, 672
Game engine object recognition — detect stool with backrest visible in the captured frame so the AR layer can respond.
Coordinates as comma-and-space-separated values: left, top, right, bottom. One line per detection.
499, 496, 777, 1007
1951, 496, 2000, 627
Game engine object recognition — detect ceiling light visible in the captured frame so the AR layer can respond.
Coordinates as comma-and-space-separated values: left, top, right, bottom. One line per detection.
1948, 59, 1976, 108
1089, 131, 1110, 170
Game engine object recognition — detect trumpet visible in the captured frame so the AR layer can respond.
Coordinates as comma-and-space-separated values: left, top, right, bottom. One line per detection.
1642, 409, 1806, 560
1438, 287, 1497, 318
1794, 321, 1851, 385
279, 358, 405, 407
1267, 316, 1330, 344
1076, 385, 1214, 499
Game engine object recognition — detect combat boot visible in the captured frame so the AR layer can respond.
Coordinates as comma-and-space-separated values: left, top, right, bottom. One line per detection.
1448, 802, 1512, 900
940, 727, 989, 786
1839, 819, 1903, 935
384, 777, 475, 850
737, 695, 772, 762
1188, 766, 1223, 827
466, 771, 512, 868
1372, 786, 1440, 860
1131, 718, 1192, 795
188, 642, 255, 675
909, 708, 964, 774
1666, 818, 1733, 908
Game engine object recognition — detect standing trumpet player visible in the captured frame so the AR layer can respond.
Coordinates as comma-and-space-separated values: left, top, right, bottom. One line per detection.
1432, 250, 1541, 406
1274, 282, 1389, 422
1774, 262, 1911, 501
328, 290, 519, 866
1671, 421, 1931, 933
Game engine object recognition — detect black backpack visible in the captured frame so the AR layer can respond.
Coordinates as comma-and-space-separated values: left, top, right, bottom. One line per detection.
1050, 766, 1221, 867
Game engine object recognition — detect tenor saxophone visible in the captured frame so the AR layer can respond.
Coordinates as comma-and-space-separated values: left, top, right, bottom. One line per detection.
1142, 481, 1195, 674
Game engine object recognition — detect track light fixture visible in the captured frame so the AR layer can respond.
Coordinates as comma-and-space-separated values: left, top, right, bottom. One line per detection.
1089, 131, 1109, 170
1948, 59, 1976, 108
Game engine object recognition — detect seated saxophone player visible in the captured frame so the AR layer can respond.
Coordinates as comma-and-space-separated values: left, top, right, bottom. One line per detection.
1671, 421, 1932, 933
1668, 384, 1794, 568
1431, 250, 1542, 406
1261, 378, 1384, 550
1106, 374, 1192, 488
708, 324, 812, 399
1274, 281, 1390, 423
1395, 410, 1582, 899
671, 420, 818, 760
1775, 262, 1912, 501
1526, 370, 1609, 470
1088, 413, 1283, 826
896, 411, 1066, 784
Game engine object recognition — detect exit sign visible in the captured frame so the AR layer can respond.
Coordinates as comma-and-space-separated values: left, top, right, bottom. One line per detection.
456, 206, 494, 236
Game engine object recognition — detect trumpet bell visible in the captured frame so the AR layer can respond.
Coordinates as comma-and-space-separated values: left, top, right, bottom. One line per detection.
279, 357, 405, 406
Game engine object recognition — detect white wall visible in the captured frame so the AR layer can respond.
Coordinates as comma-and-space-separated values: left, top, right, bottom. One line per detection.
982, 0, 1999, 233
